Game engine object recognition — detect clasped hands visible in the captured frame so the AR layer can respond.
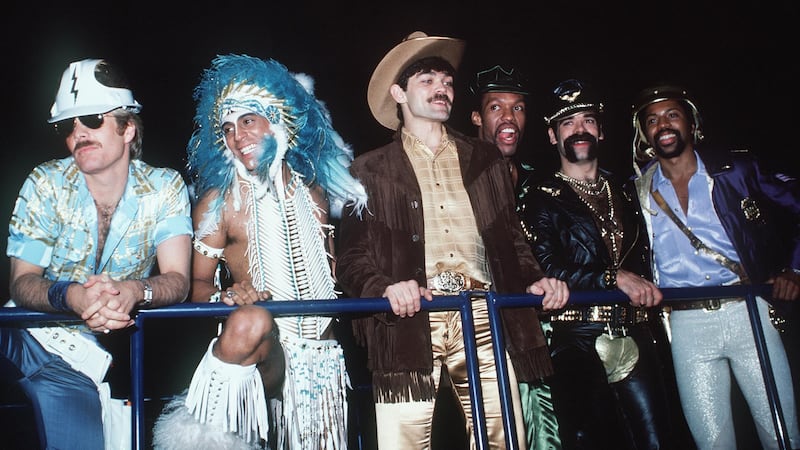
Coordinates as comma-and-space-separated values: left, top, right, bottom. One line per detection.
78, 274, 137, 334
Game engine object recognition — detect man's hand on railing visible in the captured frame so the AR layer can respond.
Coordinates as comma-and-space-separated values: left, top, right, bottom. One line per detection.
222, 279, 272, 306
383, 279, 433, 318
526, 277, 569, 311
81, 274, 135, 333
616, 269, 663, 307
771, 269, 800, 301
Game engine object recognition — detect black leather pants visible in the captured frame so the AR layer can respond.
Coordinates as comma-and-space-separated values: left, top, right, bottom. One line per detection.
548, 322, 673, 450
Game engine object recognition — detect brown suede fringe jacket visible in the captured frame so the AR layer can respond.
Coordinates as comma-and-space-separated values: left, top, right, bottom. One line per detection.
337, 126, 553, 403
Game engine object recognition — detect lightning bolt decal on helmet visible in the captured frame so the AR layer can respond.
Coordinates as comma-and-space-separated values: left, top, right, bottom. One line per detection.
49, 59, 141, 123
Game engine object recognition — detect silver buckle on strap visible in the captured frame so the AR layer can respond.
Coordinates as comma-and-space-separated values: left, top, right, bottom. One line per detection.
705, 299, 721, 310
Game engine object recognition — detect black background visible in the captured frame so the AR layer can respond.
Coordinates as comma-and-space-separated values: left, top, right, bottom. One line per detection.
1, 1, 797, 299
1, 2, 797, 447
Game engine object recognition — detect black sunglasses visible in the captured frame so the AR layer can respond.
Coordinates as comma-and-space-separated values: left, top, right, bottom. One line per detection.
53, 113, 107, 136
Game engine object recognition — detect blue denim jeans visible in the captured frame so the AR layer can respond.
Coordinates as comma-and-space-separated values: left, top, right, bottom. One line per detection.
0, 327, 104, 450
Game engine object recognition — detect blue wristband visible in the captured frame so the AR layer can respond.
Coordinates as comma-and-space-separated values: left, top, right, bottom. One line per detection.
47, 281, 78, 312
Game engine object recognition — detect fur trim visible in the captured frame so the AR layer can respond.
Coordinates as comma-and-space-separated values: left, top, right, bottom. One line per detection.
152, 392, 261, 450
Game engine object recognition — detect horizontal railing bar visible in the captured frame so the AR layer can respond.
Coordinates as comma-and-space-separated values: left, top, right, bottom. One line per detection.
2, 284, 772, 324
0, 283, 787, 449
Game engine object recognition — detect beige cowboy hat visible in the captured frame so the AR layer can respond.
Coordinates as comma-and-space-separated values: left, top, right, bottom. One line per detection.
367, 31, 466, 130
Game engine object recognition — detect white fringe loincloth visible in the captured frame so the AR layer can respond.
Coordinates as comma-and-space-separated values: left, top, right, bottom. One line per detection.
152, 338, 269, 449
273, 335, 349, 450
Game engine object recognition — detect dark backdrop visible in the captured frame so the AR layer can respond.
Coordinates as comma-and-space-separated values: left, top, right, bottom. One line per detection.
1, 2, 797, 448
1, 0, 797, 299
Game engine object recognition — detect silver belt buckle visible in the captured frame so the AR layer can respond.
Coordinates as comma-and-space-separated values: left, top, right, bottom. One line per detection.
432, 271, 466, 294
705, 299, 722, 310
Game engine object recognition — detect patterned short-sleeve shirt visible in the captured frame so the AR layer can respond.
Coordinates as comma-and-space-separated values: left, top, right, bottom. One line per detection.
7, 157, 192, 283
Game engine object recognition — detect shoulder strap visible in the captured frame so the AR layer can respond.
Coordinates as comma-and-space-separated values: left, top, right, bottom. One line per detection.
650, 188, 750, 283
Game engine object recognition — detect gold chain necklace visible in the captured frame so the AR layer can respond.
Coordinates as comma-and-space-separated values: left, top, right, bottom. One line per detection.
556, 172, 623, 265
555, 171, 605, 196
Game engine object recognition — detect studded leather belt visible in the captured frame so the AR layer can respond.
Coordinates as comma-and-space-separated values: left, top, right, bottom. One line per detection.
427, 271, 491, 295
668, 297, 744, 311
550, 304, 650, 325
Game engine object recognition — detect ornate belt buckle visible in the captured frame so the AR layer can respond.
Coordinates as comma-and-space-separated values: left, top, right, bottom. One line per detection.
432, 271, 466, 294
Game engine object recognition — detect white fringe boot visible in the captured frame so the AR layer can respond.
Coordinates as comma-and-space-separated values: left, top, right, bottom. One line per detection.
152, 338, 269, 449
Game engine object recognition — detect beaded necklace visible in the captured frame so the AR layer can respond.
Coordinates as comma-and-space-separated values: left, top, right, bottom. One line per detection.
555, 171, 624, 265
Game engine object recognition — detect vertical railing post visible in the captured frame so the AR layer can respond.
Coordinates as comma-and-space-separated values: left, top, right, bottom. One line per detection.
485, 291, 519, 450
744, 291, 790, 449
131, 314, 146, 450
459, 292, 489, 450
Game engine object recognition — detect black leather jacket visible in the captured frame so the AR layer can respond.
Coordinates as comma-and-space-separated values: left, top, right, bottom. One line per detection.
519, 168, 653, 289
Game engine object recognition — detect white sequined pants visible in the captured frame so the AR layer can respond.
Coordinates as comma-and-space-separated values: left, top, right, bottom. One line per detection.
670, 296, 799, 449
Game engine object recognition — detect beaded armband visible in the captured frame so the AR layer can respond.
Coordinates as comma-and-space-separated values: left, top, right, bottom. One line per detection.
193, 238, 224, 260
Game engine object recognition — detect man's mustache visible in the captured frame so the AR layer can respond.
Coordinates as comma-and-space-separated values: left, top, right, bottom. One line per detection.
74, 140, 100, 151
656, 128, 678, 140
429, 93, 452, 105
564, 132, 597, 146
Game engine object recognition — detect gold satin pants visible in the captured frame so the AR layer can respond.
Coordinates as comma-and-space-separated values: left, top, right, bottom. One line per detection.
375, 300, 527, 449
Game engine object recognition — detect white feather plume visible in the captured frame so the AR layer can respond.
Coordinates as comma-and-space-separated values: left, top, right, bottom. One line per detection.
291, 72, 314, 95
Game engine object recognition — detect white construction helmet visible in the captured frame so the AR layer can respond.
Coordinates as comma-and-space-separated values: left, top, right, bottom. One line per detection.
49, 58, 142, 123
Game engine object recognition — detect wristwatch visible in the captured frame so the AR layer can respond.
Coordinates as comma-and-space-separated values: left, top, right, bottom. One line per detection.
140, 280, 153, 307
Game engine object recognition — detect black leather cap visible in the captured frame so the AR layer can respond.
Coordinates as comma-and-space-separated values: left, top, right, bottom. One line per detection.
544, 79, 603, 125
469, 65, 528, 96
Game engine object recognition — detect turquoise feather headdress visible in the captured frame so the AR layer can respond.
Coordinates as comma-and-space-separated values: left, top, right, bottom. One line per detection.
187, 54, 366, 225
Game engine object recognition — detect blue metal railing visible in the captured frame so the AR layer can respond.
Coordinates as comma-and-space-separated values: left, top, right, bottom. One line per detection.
129, 294, 489, 449
0, 284, 792, 450
489, 283, 790, 450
